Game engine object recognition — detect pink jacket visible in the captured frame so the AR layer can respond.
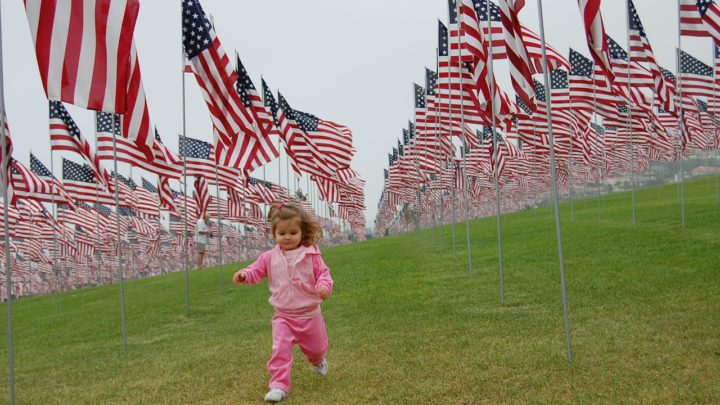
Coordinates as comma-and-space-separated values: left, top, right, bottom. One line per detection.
239, 244, 333, 319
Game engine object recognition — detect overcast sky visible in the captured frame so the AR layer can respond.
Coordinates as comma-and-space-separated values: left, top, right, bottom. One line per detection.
1, 1, 711, 227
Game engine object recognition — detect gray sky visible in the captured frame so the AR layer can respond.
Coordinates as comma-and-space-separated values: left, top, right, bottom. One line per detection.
1, 1, 711, 227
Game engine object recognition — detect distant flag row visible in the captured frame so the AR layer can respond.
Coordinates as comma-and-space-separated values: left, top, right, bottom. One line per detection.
375, 0, 720, 234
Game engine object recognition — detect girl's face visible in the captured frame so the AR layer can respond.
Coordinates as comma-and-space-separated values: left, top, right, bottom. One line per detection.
274, 217, 303, 250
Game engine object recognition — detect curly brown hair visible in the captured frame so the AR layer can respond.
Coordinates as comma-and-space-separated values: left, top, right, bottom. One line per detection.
267, 204, 323, 246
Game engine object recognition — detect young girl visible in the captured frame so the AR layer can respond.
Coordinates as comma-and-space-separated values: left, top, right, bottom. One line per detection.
233, 203, 333, 403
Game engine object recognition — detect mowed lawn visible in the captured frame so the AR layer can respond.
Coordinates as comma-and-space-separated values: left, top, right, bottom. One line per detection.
0, 178, 718, 404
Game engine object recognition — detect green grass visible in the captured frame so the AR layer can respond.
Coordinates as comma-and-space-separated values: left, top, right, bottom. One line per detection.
0, 177, 718, 403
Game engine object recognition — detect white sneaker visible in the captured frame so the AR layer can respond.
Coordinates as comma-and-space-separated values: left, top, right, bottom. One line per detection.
312, 359, 329, 376
264, 387, 287, 402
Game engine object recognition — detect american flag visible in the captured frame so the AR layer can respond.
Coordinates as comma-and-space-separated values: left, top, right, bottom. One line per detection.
193, 176, 210, 218
181, 0, 258, 150
314, 176, 340, 203
680, 0, 720, 46
606, 35, 654, 89
451, 0, 568, 71
276, 92, 336, 179
295, 110, 355, 170
262, 78, 303, 177
217, 56, 285, 171
577, 0, 615, 85
678, 49, 714, 99
456, 1, 510, 127
220, 54, 279, 172
498, 0, 536, 111
29, 153, 76, 208
247, 177, 277, 204
435, 20, 487, 127
62, 158, 127, 207
96, 113, 182, 179
121, 42, 154, 161
23, 0, 139, 113
226, 186, 244, 218
236, 55, 276, 138
627, 0, 676, 114
11, 158, 77, 209
568, 48, 621, 118
153, 128, 181, 167
49, 101, 111, 187
133, 180, 159, 218
179, 135, 242, 191
143, 176, 176, 213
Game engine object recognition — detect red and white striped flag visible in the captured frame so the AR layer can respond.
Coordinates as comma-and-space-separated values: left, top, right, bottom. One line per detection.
498, 0, 536, 111
193, 176, 210, 218
680, 0, 720, 46
23, 0, 140, 113
50, 101, 111, 187
577, 0, 615, 84
181, 0, 258, 151
157, 177, 177, 213
11, 158, 76, 210
96, 113, 182, 179
121, 42, 154, 161
627, 0, 676, 114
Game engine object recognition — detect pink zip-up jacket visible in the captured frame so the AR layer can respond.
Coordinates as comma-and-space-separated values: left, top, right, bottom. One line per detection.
239, 244, 333, 319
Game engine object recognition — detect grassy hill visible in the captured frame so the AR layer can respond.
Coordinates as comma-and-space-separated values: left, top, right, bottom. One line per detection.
1, 178, 718, 403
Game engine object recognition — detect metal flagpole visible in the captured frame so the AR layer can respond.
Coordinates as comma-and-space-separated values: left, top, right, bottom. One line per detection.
93, 116, 103, 287
676, 1, 686, 228
49, 124, 60, 311
592, 71, 602, 216
181, 31, 190, 316
214, 165, 223, 294
626, 1, 637, 225
28, 210, 34, 296
486, 0, 504, 301
445, 30, 456, 258
110, 114, 127, 350
0, 1, 16, 396
714, 44, 720, 202
537, 0, 572, 362
440, 58, 456, 256
569, 117, 574, 221
451, 5, 473, 273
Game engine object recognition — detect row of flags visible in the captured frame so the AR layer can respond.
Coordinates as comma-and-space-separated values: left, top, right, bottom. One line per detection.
375, 0, 720, 235
0, 0, 370, 297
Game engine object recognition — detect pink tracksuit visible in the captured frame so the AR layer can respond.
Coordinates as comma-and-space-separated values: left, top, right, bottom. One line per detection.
239, 244, 333, 392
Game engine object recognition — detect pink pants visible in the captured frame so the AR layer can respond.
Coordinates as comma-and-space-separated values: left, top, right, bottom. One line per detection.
267, 313, 328, 392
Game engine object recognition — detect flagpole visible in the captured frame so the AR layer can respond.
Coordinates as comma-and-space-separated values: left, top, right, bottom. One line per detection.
537, 0, 572, 362
485, 0, 504, 302
569, 122, 574, 221
592, 70, 602, 217
714, 44, 719, 202
0, 0, 15, 397
110, 114, 127, 351
214, 165, 223, 294
451, 7, 473, 274
92, 117, 104, 287
49, 120, 60, 312
181, 29, 190, 316
128, 166, 136, 280
626, 0, 637, 226
677, 1, 686, 228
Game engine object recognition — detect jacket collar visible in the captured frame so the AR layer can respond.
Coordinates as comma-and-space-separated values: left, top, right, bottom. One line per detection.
272, 244, 320, 256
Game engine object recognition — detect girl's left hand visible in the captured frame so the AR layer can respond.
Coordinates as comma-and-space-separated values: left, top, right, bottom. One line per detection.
316, 286, 329, 300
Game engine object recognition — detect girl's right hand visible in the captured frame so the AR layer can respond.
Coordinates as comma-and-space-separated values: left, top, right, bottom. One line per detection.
232, 271, 245, 285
